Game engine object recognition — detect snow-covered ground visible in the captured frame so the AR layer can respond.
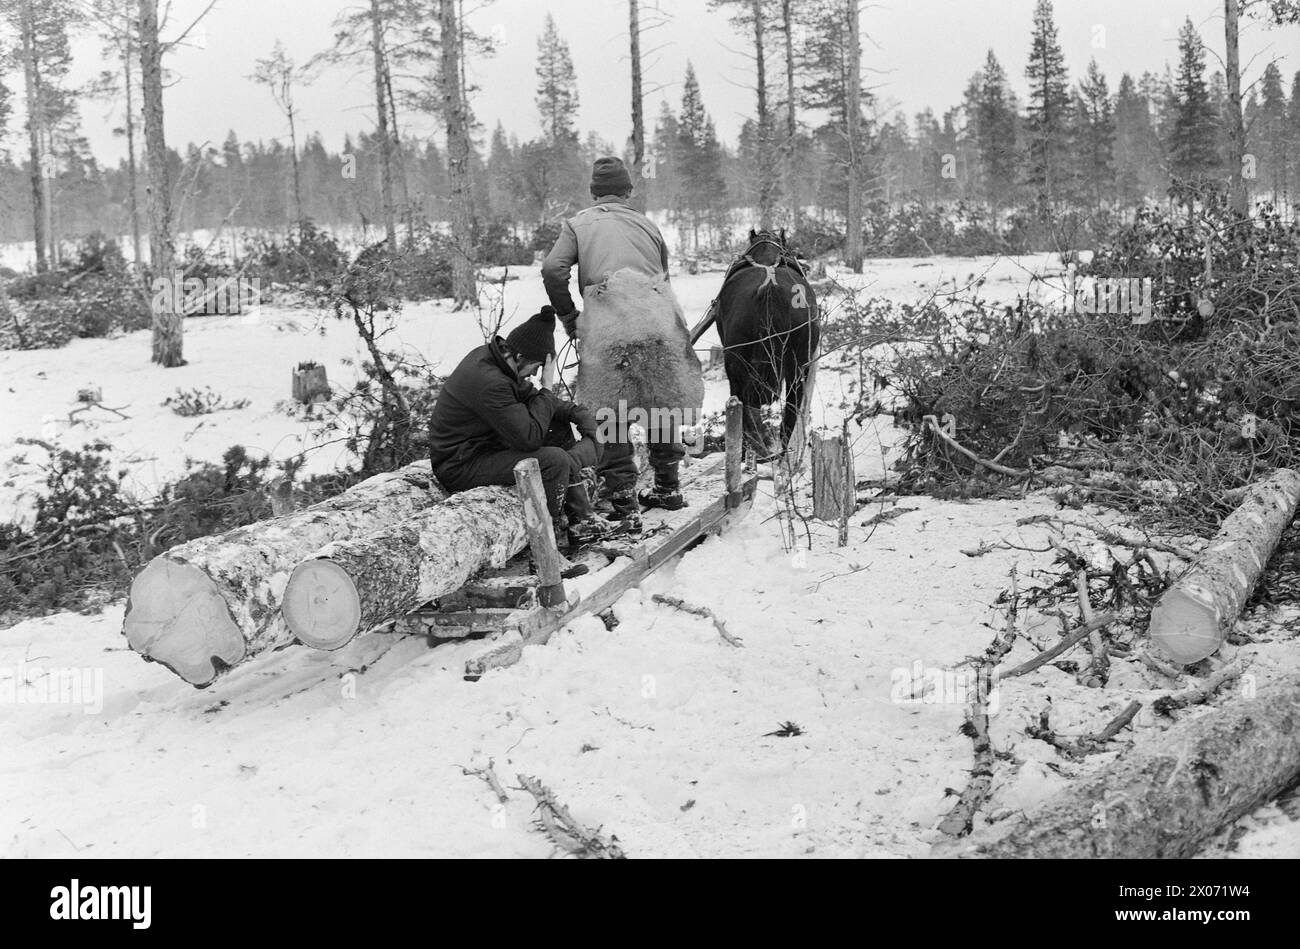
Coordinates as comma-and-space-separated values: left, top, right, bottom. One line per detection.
3, 251, 1297, 858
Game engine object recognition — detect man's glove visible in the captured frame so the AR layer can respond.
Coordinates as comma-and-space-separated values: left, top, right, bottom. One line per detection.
569, 402, 600, 441
559, 310, 580, 341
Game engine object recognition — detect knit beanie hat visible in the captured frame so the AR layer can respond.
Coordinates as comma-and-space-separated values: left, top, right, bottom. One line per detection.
590, 156, 634, 197
505, 306, 557, 364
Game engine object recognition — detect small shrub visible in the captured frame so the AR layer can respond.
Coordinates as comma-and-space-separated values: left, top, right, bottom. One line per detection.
163, 387, 252, 417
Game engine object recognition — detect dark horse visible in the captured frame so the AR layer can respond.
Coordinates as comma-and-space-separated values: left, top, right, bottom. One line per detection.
714, 229, 820, 458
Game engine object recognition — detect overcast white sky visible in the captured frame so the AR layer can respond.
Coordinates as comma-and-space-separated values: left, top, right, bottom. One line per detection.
32, 0, 1300, 164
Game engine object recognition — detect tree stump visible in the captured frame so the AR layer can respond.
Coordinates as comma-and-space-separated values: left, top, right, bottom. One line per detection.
811, 430, 854, 524
292, 363, 331, 404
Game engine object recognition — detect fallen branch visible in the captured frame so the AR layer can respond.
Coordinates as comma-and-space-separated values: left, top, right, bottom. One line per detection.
923, 415, 1029, 479
462, 760, 510, 804
998, 611, 1118, 680
1153, 661, 1244, 716
652, 594, 742, 647
1135, 649, 1185, 682
1027, 700, 1143, 759
517, 774, 626, 859
1075, 570, 1109, 688
938, 584, 1020, 837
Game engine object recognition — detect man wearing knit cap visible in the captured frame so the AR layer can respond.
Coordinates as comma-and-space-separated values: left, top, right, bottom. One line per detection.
541, 156, 683, 529
428, 305, 613, 548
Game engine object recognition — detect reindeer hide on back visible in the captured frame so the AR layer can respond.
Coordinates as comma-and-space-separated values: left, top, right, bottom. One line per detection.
575, 269, 704, 425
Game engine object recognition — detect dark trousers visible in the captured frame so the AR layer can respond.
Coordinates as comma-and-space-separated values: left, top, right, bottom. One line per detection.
436, 424, 600, 520
599, 422, 685, 494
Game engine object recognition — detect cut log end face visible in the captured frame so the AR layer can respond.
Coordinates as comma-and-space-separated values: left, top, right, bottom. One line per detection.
1150, 590, 1224, 665
282, 559, 364, 651
123, 558, 246, 687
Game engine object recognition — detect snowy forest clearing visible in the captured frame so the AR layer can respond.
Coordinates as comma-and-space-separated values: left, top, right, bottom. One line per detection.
0, 254, 1062, 527
4, 254, 1300, 858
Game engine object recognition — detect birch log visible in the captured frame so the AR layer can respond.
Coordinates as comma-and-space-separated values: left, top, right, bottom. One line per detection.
123, 462, 445, 686
1149, 468, 1300, 664
283, 486, 528, 650
933, 674, 1300, 858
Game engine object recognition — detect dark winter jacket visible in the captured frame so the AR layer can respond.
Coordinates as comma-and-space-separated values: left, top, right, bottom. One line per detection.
428, 336, 595, 471
541, 196, 671, 329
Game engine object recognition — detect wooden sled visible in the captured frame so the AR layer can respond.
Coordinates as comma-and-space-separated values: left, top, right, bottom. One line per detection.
397, 398, 754, 680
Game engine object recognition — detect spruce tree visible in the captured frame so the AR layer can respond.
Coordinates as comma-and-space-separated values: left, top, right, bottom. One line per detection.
1023, 0, 1070, 202
973, 50, 1018, 216
676, 63, 727, 252
1169, 18, 1220, 186
1073, 58, 1115, 209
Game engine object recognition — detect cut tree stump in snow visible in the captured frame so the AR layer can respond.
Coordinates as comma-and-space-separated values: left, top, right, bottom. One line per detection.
811, 430, 854, 523
282, 486, 527, 651
292, 364, 331, 404
1148, 468, 1300, 664
934, 673, 1300, 858
122, 461, 444, 686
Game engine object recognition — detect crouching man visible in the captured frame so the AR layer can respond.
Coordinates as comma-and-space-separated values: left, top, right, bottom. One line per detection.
428, 306, 613, 549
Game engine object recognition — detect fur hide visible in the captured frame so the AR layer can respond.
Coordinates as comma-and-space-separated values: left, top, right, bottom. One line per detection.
575, 269, 704, 424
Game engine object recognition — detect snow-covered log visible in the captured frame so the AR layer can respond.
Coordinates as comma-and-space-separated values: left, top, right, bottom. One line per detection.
282, 486, 527, 650
122, 462, 445, 686
934, 673, 1300, 858
1149, 468, 1300, 664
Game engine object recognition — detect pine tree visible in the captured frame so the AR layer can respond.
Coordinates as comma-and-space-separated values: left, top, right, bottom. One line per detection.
647, 99, 681, 216
710, 0, 778, 227
531, 12, 586, 215
972, 50, 1018, 216
675, 63, 727, 252
1288, 71, 1300, 200
2, 0, 77, 271
536, 13, 579, 146
1073, 58, 1114, 209
1023, 0, 1070, 202
1254, 62, 1288, 199
1113, 73, 1159, 206
1169, 18, 1220, 187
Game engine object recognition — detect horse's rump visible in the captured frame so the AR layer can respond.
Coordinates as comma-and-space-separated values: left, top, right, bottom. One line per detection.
575, 269, 704, 424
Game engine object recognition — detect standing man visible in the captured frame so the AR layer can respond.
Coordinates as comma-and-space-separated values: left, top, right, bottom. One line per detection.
542, 156, 684, 530
428, 306, 611, 549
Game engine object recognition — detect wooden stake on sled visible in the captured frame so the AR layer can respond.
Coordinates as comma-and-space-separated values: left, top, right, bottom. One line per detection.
462, 397, 754, 681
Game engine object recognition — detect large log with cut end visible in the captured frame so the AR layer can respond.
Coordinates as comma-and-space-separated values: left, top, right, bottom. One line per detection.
283, 486, 528, 650
1149, 468, 1300, 664
123, 462, 445, 686
934, 674, 1300, 858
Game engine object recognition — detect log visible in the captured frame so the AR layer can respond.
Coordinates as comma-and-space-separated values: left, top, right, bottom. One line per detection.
514, 458, 566, 609
935, 674, 1300, 858
283, 486, 527, 651
810, 430, 854, 523
1148, 468, 1300, 664
122, 461, 445, 686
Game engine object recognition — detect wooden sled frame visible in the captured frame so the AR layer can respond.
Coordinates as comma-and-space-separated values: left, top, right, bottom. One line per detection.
415, 397, 754, 681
